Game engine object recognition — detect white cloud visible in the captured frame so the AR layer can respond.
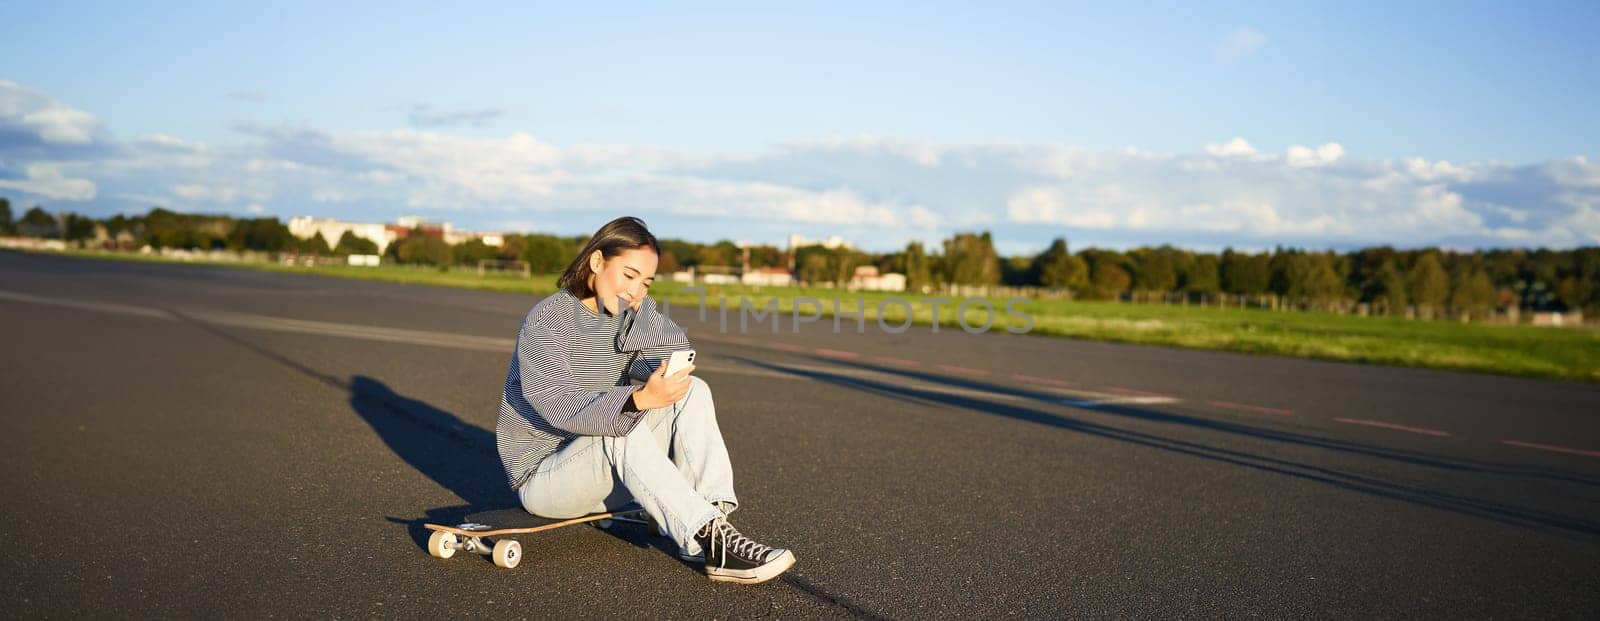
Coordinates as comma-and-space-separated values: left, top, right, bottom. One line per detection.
566, 144, 707, 170
788, 135, 945, 167
1286, 142, 1345, 168
1205, 137, 1257, 157
1569, 205, 1600, 244
23, 107, 98, 144
0, 80, 109, 148
1542, 155, 1600, 187
977, 138, 1600, 248
1217, 27, 1268, 62
1413, 184, 1474, 225
171, 183, 244, 203
171, 184, 206, 199
1403, 157, 1473, 182
0, 164, 97, 200
1018, 145, 1091, 178
329, 129, 567, 201
1007, 186, 1117, 229
659, 177, 903, 227
244, 159, 309, 174
136, 133, 204, 152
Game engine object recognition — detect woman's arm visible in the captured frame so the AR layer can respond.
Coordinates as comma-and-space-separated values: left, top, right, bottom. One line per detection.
628, 342, 691, 383
622, 297, 692, 383
516, 317, 646, 437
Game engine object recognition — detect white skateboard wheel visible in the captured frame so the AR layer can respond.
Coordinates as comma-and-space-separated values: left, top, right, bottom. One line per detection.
428, 531, 458, 559
492, 539, 522, 569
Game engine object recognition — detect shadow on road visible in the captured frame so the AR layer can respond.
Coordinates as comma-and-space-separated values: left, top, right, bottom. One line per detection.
167, 310, 674, 558
348, 376, 509, 507
815, 355, 1600, 486
343, 376, 683, 561
345, 375, 513, 543
731, 354, 1600, 539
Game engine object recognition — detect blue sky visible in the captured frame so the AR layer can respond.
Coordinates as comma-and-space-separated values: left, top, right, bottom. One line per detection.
2, 1, 1598, 253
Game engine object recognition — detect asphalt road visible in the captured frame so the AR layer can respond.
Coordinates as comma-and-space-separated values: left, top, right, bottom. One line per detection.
2, 250, 1598, 618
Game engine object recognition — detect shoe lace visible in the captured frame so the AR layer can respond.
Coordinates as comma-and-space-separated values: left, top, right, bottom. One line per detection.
709, 518, 773, 569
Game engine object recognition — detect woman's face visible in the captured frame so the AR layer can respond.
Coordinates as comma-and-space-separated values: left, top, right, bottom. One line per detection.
588, 246, 659, 314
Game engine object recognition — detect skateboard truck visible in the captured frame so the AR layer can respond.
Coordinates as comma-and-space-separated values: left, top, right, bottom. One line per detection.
428, 528, 523, 569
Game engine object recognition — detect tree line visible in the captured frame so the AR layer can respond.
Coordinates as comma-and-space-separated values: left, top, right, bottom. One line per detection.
4, 199, 1595, 317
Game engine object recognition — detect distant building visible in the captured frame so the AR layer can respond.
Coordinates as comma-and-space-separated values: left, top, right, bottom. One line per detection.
112, 229, 138, 250
288, 217, 397, 253
742, 267, 794, 287
1531, 311, 1584, 327
849, 265, 906, 292
397, 215, 503, 247
291, 215, 503, 252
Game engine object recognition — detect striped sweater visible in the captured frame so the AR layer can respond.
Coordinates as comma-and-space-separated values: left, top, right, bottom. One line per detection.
496, 289, 691, 490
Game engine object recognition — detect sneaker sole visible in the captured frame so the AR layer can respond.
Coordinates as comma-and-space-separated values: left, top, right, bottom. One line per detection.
705, 550, 796, 585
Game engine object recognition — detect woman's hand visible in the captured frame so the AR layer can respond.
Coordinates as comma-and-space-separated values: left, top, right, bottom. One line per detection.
634, 361, 694, 411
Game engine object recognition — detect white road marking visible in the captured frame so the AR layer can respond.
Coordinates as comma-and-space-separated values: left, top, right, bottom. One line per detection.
183, 309, 516, 353
748, 360, 1184, 409
0, 289, 175, 320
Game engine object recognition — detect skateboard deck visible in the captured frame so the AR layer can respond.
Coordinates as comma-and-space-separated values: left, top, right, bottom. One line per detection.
423, 506, 649, 569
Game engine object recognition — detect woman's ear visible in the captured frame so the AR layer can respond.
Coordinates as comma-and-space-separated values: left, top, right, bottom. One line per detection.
589, 249, 604, 273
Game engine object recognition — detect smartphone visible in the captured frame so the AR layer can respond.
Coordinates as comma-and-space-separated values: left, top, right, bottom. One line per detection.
663, 349, 696, 376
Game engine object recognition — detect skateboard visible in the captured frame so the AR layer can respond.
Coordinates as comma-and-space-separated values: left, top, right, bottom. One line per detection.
423, 506, 650, 569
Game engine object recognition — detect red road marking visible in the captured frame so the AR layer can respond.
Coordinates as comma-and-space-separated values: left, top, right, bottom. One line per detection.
1333, 417, 1452, 437
1103, 386, 1174, 399
1011, 373, 1075, 388
1502, 440, 1600, 459
768, 342, 806, 353
873, 356, 921, 367
1207, 400, 1293, 416
937, 364, 991, 377
814, 348, 861, 359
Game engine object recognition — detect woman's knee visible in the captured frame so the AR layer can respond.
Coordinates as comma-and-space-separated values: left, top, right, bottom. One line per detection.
521, 482, 604, 518
686, 375, 712, 401
521, 441, 613, 517
679, 376, 716, 419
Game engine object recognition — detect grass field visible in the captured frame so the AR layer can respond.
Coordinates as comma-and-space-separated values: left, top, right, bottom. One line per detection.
643, 282, 1599, 383
23, 248, 1600, 383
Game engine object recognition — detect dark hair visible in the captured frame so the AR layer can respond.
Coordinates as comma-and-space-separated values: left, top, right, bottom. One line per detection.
557, 216, 661, 299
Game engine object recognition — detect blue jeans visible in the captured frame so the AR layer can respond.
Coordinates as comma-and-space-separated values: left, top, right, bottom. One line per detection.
518, 376, 736, 557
